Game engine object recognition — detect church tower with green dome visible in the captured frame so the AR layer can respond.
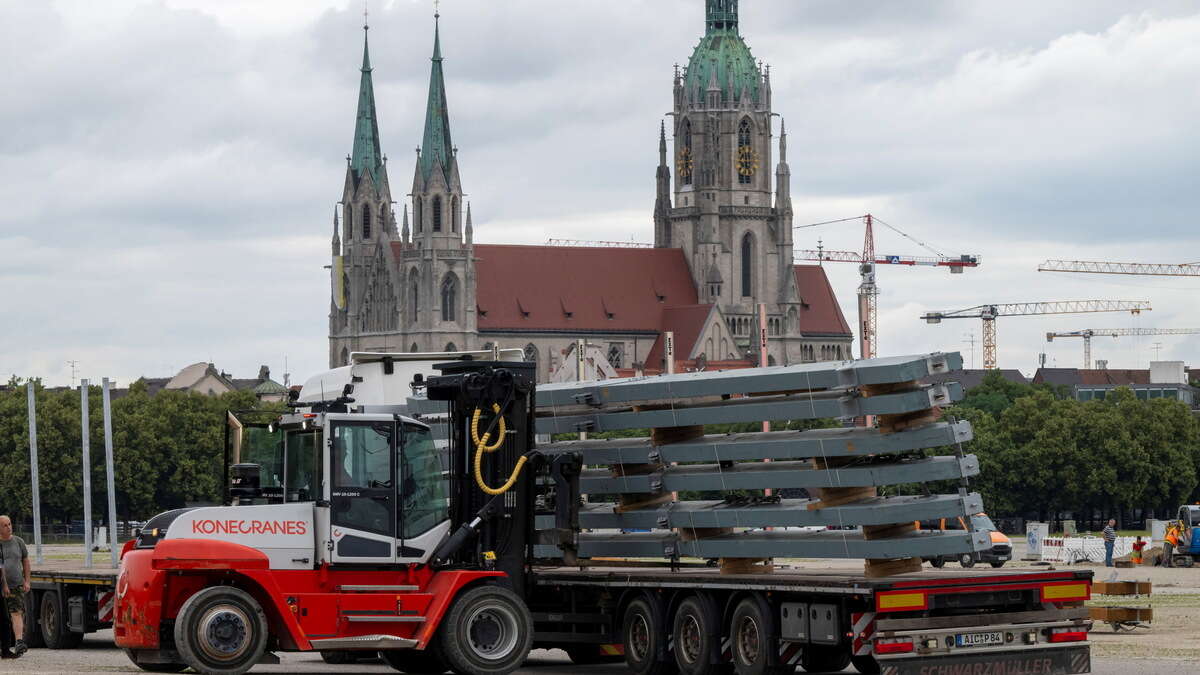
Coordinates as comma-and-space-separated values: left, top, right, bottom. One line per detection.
656, 0, 807, 365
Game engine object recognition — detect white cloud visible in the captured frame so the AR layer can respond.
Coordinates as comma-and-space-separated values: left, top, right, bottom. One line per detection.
3, 0, 1199, 386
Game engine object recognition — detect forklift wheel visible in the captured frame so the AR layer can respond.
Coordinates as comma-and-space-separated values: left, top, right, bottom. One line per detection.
173, 586, 268, 675
437, 585, 533, 675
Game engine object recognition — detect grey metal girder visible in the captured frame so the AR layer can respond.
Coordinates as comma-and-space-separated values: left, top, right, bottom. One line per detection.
536, 383, 962, 435
536, 492, 985, 530
534, 528, 991, 560
535, 352, 963, 409
579, 455, 979, 494
541, 420, 972, 464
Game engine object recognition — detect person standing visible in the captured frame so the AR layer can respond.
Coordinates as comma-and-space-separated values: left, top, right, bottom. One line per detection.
1102, 519, 1117, 567
0, 515, 30, 658
1131, 536, 1146, 565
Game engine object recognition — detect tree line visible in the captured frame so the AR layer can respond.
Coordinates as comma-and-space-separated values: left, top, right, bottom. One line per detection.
0, 377, 278, 527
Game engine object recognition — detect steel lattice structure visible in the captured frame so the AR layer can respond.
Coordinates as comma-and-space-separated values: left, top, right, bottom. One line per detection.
1046, 327, 1200, 368
1038, 259, 1200, 276
921, 301, 1152, 370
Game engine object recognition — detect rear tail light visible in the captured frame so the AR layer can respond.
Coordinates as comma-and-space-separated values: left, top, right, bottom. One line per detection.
1048, 627, 1088, 643
875, 637, 915, 654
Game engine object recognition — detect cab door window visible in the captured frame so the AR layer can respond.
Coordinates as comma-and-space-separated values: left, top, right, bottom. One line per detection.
331, 422, 395, 536
399, 425, 448, 538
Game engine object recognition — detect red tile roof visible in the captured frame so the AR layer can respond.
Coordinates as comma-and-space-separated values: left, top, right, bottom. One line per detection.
645, 304, 716, 368
793, 265, 853, 336
1078, 369, 1151, 385
472, 245, 699, 332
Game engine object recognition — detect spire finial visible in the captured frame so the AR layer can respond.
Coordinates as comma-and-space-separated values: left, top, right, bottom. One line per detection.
659, 120, 667, 165
363, 0, 369, 30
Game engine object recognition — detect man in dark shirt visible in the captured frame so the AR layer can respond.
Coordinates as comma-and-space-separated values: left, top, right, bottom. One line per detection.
1102, 519, 1117, 567
0, 515, 30, 658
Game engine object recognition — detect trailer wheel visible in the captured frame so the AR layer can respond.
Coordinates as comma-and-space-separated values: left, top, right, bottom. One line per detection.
623, 597, 675, 675
801, 645, 850, 673
173, 586, 268, 675
22, 589, 45, 648
851, 654, 880, 674
39, 590, 83, 649
730, 596, 786, 675
928, 558, 946, 569
123, 649, 189, 672
437, 584, 532, 675
380, 646, 449, 673
958, 553, 976, 568
673, 596, 721, 675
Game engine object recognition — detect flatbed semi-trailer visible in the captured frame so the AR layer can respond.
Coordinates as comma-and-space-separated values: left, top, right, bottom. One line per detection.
25, 566, 118, 649
523, 564, 1092, 674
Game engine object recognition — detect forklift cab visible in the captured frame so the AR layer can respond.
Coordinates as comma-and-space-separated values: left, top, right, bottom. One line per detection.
224, 410, 449, 567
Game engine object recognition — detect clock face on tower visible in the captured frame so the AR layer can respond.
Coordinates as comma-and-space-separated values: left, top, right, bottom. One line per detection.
737, 145, 760, 177
676, 147, 694, 178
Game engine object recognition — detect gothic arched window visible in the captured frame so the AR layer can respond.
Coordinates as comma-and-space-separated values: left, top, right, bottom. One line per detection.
380, 204, 389, 234
408, 269, 420, 324
361, 203, 371, 239
680, 118, 693, 186
410, 342, 420, 353
433, 196, 443, 232
737, 118, 753, 185
440, 274, 458, 322
741, 232, 754, 297
340, 347, 349, 366
523, 343, 538, 364
451, 197, 459, 233
445, 342, 458, 352
415, 198, 423, 233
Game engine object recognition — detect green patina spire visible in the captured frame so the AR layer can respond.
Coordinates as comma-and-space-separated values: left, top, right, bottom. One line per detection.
350, 22, 383, 187
419, 13, 454, 185
687, 0, 759, 105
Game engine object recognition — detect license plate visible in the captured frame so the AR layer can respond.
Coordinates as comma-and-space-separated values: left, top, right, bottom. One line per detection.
956, 631, 1004, 647
997, 555, 1010, 560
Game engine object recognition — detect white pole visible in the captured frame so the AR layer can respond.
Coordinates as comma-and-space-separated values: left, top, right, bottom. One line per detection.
102, 378, 119, 567
664, 331, 675, 374
576, 339, 588, 441
81, 379, 92, 568
26, 383, 44, 565
759, 304, 772, 499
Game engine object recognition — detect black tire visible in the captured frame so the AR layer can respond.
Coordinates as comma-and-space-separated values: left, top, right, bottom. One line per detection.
624, 596, 676, 675
800, 645, 850, 673
730, 596, 787, 675
672, 595, 721, 675
23, 589, 45, 648
173, 586, 268, 675
123, 649, 189, 672
437, 584, 533, 675
851, 654, 880, 674
990, 561, 1006, 569
321, 650, 355, 664
928, 558, 946, 569
39, 590, 84, 649
959, 553, 976, 569
381, 646, 450, 673
565, 645, 623, 665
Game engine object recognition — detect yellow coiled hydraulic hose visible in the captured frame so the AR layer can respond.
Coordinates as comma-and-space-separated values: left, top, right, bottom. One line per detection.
471, 402, 528, 495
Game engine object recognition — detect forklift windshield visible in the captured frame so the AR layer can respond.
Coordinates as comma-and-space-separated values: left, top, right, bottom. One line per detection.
226, 411, 321, 504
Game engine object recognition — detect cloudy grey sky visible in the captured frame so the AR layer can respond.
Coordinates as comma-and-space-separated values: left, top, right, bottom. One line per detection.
3, 0, 1199, 387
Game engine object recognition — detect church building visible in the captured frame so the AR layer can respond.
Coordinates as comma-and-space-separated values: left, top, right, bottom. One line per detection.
329, 1, 854, 380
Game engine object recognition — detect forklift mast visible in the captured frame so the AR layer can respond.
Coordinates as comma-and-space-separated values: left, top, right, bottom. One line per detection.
425, 360, 540, 597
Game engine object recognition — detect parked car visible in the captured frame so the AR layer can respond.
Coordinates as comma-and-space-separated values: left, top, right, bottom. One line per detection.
921, 513, 1012, 568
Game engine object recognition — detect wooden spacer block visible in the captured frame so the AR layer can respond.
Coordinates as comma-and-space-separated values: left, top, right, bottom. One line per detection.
614, 492, 673, 514
862, 522, 918, 540
863, 556, 923, 578
719, 557, 774, 575
877, 408, 943, 435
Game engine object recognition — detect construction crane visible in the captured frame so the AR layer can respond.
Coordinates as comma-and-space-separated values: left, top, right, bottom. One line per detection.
796, 214, 981, 360
1046, 327, 1200, 369
1038, 259, 1200, 276
921, 301, 1152, 370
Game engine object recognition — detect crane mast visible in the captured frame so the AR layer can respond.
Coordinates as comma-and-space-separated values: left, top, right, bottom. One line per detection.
922, 301, 1152, 370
